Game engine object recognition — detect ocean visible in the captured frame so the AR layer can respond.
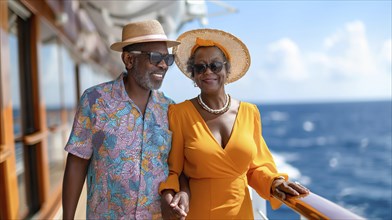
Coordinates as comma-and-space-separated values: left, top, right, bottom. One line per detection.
257, 100, 392, 220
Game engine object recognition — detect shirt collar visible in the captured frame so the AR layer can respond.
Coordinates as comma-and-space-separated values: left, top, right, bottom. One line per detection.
111, 72, 158, 104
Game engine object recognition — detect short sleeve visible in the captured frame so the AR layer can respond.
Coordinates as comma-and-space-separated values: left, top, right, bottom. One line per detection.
64, 91, 94, 159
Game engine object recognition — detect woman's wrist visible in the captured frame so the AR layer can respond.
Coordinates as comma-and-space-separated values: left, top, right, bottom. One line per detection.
161, 189, 175, 196
274, 176, 285, 181
271, 176, 286, 193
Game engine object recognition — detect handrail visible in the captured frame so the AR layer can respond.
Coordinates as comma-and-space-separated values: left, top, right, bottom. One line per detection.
277, 192, 365, 220
24, 130, 48, 145
0, 148, 12, 163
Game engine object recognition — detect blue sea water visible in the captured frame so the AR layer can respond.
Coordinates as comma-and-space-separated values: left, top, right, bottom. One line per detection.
257, 100, 392, 220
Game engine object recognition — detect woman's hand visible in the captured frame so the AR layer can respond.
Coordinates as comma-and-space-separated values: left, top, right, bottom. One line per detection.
161, 190, 189, 220
271, 177, 310, 200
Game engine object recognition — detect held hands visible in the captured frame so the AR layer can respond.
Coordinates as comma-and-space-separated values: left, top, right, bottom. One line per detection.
161, 190, 189, 220
271, 177, 310, 200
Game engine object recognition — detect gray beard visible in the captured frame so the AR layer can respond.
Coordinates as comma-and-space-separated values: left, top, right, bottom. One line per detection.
130, 65, 164, 90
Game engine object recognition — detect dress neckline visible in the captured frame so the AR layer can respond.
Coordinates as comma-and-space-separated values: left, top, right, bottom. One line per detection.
186, 100, 242, 150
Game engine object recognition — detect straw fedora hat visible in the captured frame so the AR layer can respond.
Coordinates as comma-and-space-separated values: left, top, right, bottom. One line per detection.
173, 28, 251, 84
110, 20, 180, 52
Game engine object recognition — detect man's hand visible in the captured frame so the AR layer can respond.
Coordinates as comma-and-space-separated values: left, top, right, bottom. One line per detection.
161, 190, 188, 220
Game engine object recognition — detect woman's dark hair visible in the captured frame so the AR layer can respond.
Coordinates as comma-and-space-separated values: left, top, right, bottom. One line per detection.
186, 46, 231, 77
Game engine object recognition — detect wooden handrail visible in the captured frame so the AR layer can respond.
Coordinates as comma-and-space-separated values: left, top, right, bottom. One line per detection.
19, 123, 70, 146
0, 148, 12, 163
278, 192, 365, 220
24, 130, 48, 145
22, 123, 70, 145
48, 123, 69, 133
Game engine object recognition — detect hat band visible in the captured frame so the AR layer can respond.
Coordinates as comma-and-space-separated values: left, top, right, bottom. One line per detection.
122, 34, 169, 43
191, 38, 231, 61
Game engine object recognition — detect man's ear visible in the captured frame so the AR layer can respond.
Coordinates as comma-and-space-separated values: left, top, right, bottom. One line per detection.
122, 52, 134, 70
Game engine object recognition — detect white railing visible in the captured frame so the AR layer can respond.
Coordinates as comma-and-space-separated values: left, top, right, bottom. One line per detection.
251, 188, 365, 220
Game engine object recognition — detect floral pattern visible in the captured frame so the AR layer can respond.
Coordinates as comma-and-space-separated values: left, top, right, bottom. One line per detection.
65, 73, 174, 219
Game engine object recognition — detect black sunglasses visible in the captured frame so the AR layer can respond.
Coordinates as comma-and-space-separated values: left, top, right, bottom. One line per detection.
128, 51, 175, 66
192, 61, 227, 74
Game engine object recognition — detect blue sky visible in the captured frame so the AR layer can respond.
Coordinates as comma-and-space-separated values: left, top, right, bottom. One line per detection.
162, 0, 392, 104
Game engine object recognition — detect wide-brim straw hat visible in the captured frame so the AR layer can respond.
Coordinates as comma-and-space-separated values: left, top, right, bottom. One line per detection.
173, 28, 251, 83
110, 20, 180, 52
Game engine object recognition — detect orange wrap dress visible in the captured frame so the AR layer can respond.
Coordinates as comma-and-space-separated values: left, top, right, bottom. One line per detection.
159, 101, 287, 219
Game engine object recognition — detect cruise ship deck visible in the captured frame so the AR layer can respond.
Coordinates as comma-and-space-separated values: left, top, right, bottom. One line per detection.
0, 1, 368, 219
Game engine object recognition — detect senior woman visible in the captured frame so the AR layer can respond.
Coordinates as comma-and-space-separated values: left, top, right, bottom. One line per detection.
159, 29, 309, 219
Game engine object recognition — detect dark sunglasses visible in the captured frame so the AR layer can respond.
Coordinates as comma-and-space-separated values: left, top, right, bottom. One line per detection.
128, 51, 175, 66
192, 61, 227, 74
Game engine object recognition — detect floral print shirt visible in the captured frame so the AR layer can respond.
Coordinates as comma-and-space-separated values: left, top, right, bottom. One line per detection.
65, 73, 174, 219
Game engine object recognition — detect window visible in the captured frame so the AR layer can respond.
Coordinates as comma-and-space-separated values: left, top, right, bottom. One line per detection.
61, 46, 77, 124
39, 22, 66, 194
80, 63, 113, 94
9, 8, 28, 218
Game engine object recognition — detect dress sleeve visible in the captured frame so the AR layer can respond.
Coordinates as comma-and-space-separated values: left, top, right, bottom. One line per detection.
64, 91, 94, 159
159, 104, 184, 194
246, 104, 288, 209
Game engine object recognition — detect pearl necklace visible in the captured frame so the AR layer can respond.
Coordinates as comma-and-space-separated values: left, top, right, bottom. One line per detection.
197, 94, 231, 114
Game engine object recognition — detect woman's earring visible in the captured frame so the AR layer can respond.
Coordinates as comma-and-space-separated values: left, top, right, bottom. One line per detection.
193, 81, 198, 87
